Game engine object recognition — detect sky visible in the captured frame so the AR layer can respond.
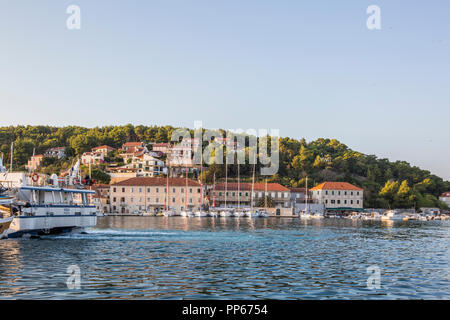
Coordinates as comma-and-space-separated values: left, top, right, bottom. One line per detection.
0, 0, 449, 180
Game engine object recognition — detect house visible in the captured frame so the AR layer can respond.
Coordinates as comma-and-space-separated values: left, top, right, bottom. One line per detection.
122, 142, 146, 153
110, 177, 202, 214
81, 152, 104, 165
92, 145, 115, 156
439, 192, 450, 208
211, 182, 291, 208
310, 182, 364, 210
26, 154, 44, 171
152, 143, 169, 154
116, 154, 165, 177
420, 207, 441, 215
44, 147, 66, 159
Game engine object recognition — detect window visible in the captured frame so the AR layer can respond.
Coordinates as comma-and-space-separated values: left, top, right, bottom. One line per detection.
219, 192, 222, 196
337, 200, 340, 204
181, 188, 184, 193
331, 200, 335, 204
277, 192, 281, 198
344, 191, 347, 195
113, 188, 116, 192
130, 197, 134, 202
139, 197, 142, 202
113, 197, 116, 202
332, 191, 334, 195
173, 188, 176, 193
338, 191, 341, 195
357, 191, 360, 196
131, 188, 134, 193
325, 191, 328, 195
357, 200, 360, 204
120, 197, 125, 202
325, 199, 328, 204
197, 188, 201, 193
232, 192, 235, 196
351, 192, 353, 196
351, 200, 353, 204
172, 198, 175, 203
190, 188, 193, 193
147, 188, 150, 193
344, 200, 347, 204
122, 188, 125, 193
246, 192, 249, 197
156, 198, 159, 203
147, 198, 150, 202
139, 188, 142, 193
189, 198, 192, 203
239, 192, 242, 196
156, 188, 159, 193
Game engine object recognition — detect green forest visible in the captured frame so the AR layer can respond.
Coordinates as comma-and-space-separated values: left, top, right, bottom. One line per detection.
0, 125, 448, 210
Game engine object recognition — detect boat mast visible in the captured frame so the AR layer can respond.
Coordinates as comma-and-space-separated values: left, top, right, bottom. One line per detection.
9, 141, 13, 173
237, 161, 240, 210
200, 146, 203, 211
185, 165, 188, 211
251, 153, 256, 212
305, 176, 309, 215
224, 155, 228, 209
265, 178, 267, 209
212, 172, 216, 209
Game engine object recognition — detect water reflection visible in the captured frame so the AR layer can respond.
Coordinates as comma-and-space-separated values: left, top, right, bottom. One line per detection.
0, 217, 448, 299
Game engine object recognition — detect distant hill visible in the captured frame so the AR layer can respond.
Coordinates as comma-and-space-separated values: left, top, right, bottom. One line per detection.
0, 125, 448, 210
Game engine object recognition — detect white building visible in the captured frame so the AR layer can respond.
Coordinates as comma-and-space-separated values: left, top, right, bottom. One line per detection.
439, 192, 450, 209
44, 147, 66, 159
81, 152, 104, 165
310, 182, 364, 210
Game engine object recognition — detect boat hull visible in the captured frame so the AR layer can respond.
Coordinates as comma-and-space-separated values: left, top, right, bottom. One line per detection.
0, 217, 13, 239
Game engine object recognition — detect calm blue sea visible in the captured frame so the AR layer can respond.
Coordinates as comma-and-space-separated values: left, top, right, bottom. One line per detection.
0, 216, 449, 299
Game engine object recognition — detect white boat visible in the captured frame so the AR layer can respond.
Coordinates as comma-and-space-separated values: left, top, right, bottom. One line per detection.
206, 211, 217, 217
179, 211, 188, 217
310, 212, 324, 219
219, 210, 228, 217
163, 209, 176, 217
242, 210, 251, 217
258, 210, 269, 218
381, 210, 404, 221
5, 185, 97, 238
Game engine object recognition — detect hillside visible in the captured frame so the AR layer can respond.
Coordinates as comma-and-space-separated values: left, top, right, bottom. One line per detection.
0, 125, 448, 210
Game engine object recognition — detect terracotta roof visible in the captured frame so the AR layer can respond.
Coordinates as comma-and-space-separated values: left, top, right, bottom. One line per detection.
112, 177, 201, 187
440, 192, 450, 197
153, 143, 169, 147
123, 142, 143, 147
310, 182, 363, 191
289, 187, 307, 193
215, 182, 289, 192
92, 145, 115, 150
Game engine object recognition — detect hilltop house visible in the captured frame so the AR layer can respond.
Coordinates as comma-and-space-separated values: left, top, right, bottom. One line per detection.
92, 145, 115, 156
44, 147, 66, 159
81, 151, 104, 165
26, 154, 44, 171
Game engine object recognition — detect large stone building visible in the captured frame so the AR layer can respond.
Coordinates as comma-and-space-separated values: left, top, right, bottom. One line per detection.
110, 177, 202, 214
310, 182, 363, 210
211, 182, 291, 209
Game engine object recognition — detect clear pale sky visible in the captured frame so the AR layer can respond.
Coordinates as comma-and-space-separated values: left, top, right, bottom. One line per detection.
0, 1, 449, 180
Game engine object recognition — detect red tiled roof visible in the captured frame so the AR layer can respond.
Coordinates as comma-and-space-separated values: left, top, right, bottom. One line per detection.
153, 143, 169, 147
92, 145, 115, 151
214, 182, 289, 192
123, 142, 143, 147
440, 192, 450, 197
310, 182, 363, 191
111, 177, 201, 187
